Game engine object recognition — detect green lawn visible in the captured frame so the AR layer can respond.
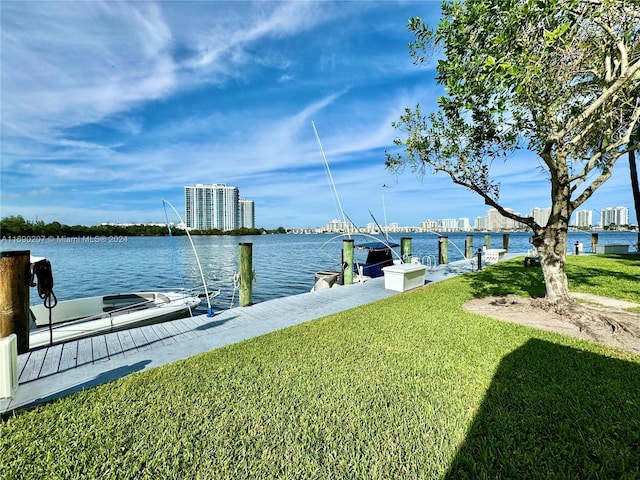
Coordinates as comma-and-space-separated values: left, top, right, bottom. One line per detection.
1, 255, 639, 479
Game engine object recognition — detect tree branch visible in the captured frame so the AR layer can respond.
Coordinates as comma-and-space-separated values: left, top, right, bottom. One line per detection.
439, 168, 540, 231
553, 59, 640, 144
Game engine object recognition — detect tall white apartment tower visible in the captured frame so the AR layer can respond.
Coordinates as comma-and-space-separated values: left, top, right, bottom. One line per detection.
573, 210, 593, 228
601, 206, 629, 227
474, 216, 486, 231
184, 183, 240, 231
239, 199, 255, 228
458, 218, 471, 231
438, 218, 458, 231
530, 207, 551, 226
486, 209, 503, 230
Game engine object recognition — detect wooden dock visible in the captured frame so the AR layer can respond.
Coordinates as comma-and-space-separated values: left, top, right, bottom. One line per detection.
1, 260, 479, 414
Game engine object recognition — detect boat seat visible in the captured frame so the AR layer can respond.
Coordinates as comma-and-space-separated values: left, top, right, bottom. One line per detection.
103, 294, 147, 304
103, 294, 153, 312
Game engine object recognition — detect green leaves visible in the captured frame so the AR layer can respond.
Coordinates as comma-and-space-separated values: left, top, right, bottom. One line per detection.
543, 21, 571, 44
407, 17, 435, 65
389, 0, 639, 216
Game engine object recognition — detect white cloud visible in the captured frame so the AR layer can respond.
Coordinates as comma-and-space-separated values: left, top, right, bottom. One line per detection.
1, 1, 176, 142
177, 2, 332, 79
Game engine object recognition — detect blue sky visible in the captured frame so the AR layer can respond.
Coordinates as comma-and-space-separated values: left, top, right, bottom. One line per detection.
1, 1, 634, 230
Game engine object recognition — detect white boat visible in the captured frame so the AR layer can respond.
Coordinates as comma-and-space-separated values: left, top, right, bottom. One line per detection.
29, 290, 201, 349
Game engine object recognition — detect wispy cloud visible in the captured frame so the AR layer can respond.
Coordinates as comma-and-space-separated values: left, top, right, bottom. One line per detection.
2, 2, 175, 141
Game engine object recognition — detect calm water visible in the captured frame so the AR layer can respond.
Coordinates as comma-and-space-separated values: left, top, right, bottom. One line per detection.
2, 231, 636, 312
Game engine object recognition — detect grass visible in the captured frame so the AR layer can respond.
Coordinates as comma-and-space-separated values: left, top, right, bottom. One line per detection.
1, 255, 639, 479
566, 254, 640, 306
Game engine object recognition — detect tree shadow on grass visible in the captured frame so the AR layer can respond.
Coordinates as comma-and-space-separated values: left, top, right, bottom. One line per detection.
445, 339, 640, 479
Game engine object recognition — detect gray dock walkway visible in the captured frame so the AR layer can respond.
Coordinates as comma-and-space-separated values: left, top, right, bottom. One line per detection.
1, 259, 484, 414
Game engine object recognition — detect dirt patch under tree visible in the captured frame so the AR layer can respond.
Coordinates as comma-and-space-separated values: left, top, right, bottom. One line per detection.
463, 293, 640, 355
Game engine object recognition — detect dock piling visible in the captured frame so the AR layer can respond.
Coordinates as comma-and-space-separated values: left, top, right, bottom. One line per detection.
0, 250, 31, 353
591, 233, 599, 253
503, 233, 509, 252
465, 235, 473, 259
343, 239, 354, 285
401, 237, 412, 263
438, 236, 449, 265
238, 243, 253, 306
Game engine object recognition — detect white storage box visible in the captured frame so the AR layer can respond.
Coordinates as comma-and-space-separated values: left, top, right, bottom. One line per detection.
382, 264, 427, 292
595, 244, 629, 254
484, 249, 506, 264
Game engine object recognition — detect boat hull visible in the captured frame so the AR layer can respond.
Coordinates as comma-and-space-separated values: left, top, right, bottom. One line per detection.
29, 292, 201, 349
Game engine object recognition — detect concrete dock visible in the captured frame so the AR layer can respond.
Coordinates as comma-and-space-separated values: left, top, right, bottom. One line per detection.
1, 259, 481, 414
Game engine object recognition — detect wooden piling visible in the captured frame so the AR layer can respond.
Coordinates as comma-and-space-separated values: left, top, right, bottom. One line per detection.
438, 236, 449, 265
591, 233, 599, 253
238, 243, 253, 306
465, 235, 473, 259
484, 233, 491, 250
503, 233, 509, 252
0, 250, 31, 353
400, 237, 412, 263
343, 239, 354, 285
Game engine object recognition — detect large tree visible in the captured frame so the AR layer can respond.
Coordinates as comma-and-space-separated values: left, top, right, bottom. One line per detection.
387, 0, 640, 304
630, 129, 640, 251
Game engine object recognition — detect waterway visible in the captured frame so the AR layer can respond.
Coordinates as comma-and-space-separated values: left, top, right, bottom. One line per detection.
1, 231, 636, 313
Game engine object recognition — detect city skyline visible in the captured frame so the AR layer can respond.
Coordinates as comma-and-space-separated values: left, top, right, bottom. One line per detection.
311, 205, 634, 234
1, 201, 632, 233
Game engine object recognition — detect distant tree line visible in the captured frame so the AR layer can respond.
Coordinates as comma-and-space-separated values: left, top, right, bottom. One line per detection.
0, 215, 277, 238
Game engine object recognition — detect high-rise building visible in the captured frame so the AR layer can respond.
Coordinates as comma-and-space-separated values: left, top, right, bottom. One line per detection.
420, 220, 438, 231
458, 218, 470, 231
184, 183, 240, 231
486, 209, 503, 230
486, 208, 522, 230
438, 218, 458, 231
573, 209, 593, 228
474, 216, 486, 231
530, 207, 551, 226
323, 218, 354, 233
601, 206, 629, 227
503, 208, 522, 230
239, 199, 255, 229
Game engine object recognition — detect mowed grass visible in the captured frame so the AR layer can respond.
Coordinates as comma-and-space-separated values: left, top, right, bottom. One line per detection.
1, 255, 639, 479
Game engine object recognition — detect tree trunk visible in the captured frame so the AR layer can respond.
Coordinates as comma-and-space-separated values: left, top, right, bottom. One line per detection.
526, 158, 574, 304
629, 148, 640, 252
530, 165, 573, 304
531, 225, 571, 303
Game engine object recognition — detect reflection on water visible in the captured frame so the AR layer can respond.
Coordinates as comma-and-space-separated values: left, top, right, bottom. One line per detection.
2, 231, 635, 312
